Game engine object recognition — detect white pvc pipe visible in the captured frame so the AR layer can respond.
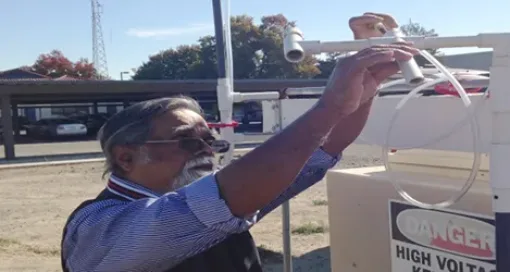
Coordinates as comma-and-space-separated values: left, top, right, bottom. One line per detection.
383, 27, 424, 84
300, 35, 484, 53
286, 79, 490, 96
223, 0, 234, 90
217, 0, 235, 165
284, 32, 509, 60
233, 92, 280, 103
285, 87, 324, 96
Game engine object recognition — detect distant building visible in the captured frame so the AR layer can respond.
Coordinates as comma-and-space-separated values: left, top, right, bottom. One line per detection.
440, 51, 493, 71
0, 68, 50, 80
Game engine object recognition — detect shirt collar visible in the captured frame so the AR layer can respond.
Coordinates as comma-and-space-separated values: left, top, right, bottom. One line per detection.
107, 174, 162, 201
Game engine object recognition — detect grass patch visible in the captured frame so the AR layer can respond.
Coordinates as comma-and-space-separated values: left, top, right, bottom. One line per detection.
291, 223, 326, 235
312, 199, 328, 206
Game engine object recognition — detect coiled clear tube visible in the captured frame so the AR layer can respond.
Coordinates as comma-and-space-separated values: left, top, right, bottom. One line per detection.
381, 49, 483, 209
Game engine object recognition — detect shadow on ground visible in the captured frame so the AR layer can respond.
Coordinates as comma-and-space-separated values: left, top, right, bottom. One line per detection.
258, 246, 331, 272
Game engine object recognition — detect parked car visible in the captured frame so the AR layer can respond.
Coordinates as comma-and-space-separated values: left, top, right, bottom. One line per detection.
69, 113, 109, 136
0, 116, 30, 142
25, 117, 87, 139
15, 116, 31, 128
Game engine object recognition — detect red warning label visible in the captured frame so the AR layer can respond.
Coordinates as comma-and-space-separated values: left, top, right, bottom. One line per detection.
389, 200, 495, 272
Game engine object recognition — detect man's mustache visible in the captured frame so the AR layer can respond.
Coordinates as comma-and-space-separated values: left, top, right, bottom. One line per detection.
171, 156, 216, 190
185, 156, 215, 169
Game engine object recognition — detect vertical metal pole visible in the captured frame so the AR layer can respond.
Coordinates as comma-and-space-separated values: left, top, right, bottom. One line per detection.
12, 103, 20, 137
489, 46, 510, 272
211, 0, 226, 79
495, 213, 510, 271
277, 100, 293, 272
1, 95, 15, 160
211, 0, 235, 164
93, 102, 99, 114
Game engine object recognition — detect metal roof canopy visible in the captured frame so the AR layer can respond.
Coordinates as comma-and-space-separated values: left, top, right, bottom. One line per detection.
1, 79, 327, 104
0, 79, 328, 160
11, 93, 220, 104
0, 79, 328, 95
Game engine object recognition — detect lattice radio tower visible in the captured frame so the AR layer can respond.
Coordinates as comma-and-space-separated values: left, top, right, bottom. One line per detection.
91, 0, 109, 79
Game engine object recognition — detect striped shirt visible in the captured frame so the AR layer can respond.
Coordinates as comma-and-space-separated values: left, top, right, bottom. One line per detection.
62, 148, 339, 271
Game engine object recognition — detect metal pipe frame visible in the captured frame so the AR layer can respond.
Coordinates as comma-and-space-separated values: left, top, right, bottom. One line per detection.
284, 28, 510, 271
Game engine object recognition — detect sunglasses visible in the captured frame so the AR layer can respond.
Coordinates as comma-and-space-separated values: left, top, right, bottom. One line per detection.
145, 137, 230, 154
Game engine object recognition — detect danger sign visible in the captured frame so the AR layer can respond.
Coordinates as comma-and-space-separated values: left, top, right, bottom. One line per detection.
389, 200, 495, 272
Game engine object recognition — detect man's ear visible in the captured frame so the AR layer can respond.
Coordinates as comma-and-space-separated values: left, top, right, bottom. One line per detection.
112, 145, 137, 172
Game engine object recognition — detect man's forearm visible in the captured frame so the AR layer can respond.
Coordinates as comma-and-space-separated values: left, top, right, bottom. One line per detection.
216, 101, 340, 217
322, 99, 373, 156
258, 148, 339, 219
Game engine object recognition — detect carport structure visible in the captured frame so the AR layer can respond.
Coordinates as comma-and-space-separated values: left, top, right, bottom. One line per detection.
0, 79, 327, 160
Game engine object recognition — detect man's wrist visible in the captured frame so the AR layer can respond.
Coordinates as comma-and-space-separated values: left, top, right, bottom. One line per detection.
321, 98, 373, 156
318, 146, 342, 164
316, 93, 351, 121
321, 138, 348, 157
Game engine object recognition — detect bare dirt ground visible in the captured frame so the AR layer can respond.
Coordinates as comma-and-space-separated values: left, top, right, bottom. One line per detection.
0, 144, 382, 272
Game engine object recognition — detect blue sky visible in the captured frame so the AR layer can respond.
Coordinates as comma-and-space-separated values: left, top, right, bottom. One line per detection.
2, 0, 508, 79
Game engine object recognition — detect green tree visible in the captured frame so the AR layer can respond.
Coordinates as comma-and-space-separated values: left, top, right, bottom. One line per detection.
132, 14, 320, 80
194, 36, 219, 79
315, 52, 348, 79
132, 45, 202, 80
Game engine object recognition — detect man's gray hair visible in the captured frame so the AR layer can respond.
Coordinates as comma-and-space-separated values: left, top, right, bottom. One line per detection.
98, 96, 203, 177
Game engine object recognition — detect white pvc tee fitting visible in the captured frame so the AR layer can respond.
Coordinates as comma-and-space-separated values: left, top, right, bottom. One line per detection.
384, 27, 425, 85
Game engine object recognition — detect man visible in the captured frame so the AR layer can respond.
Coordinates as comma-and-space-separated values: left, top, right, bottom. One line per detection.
61, 12, 417, 271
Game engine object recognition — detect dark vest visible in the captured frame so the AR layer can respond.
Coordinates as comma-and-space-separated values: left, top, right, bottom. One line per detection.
61, 189, 263, 272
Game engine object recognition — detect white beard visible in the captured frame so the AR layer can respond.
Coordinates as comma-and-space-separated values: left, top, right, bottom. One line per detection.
172, 156, 215, 190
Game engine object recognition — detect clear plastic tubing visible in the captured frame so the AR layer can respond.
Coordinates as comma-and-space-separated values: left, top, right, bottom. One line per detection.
381, 49, 482, 209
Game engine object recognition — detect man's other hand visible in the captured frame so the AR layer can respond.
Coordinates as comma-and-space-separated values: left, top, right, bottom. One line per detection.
349, 12, 399, 40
